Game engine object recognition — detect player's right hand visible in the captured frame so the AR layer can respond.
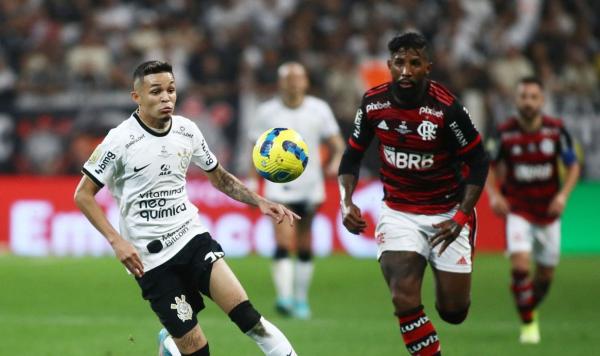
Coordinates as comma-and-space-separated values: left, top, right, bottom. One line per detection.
111, 237, 144, 277
341, 201, 367, 235
489, 194, 510, 216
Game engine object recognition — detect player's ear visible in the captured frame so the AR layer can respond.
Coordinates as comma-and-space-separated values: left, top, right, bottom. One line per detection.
131, 90, 140, 105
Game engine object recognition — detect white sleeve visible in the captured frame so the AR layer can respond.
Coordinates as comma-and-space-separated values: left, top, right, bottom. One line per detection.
319, 101, 341, 139
191, 124, 219, 171
82, 129, 122, 187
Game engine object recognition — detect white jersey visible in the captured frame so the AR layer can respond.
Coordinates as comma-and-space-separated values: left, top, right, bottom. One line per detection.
249, 96, 340, 204
83, 112, 218, 272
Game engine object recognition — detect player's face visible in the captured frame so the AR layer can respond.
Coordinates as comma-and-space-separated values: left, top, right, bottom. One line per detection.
279, 65, 308, 98
132, 72, 177, 122
516, 83, 544, 121
388, 48, 431, 93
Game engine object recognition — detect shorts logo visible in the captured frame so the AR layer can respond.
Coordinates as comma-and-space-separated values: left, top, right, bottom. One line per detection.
456, 256, 468, 265
171, 295, 193, 322
375, 232, 385, 245
204, 251, 225, 264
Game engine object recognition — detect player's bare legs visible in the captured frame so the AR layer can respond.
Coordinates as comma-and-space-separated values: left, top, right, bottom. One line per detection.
272, 221, 295, 314
431, 269, 471, 324
293, 210, 315, 318
381, 251, 441, 355
209, 259, 297, 356
171, 325, 208, 355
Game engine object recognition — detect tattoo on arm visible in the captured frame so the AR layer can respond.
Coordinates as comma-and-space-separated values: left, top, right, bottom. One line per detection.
212, 166, 259, 206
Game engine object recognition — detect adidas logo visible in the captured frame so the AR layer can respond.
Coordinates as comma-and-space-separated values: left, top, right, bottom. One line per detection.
377, 121, 389, 130
457, 256, 468, 265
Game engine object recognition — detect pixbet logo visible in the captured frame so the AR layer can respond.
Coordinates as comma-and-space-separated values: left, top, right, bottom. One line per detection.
366, 101, 391, 113
418, 106, 443, 118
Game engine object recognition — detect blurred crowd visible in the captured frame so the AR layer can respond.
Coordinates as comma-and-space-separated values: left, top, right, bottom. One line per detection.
0, 0, 599, 178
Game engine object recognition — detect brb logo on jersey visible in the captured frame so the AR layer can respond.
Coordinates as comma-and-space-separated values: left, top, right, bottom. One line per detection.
383, 146, 434, 170
417, 121, 438, 141
366, 101, 391, 113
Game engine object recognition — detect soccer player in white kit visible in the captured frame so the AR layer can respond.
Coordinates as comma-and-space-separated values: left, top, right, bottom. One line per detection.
249, 62, 345, 319
74, 61, 298, 356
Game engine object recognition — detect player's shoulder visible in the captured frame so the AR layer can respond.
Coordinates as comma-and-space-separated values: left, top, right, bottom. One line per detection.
304, 95, 332, 110
363, 82, 391, 99
427, 80, 457, 107
541, 115, 565, 128
105, 114, 141, 142
497, 117, 520, 132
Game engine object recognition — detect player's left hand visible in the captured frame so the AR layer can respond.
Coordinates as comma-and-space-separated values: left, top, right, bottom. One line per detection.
257, 198, 301, 226
548, 193, 566, 216
430, 219, 463, 256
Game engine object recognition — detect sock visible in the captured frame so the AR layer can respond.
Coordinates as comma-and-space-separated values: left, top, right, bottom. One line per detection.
246, 317, 297, 356
533, 279, 551, 308
511, 270, 535, 323
293, 251, 314, 303
164, 335, 182, 356
272, 256, 293, 303
398, 305, 441, 356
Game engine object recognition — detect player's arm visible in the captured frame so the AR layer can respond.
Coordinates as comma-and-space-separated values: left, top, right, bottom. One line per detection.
549, 126, 581, 216
324, 133, 346, 178
431, 103, 489, 254
74, 175, 144, 277
338, 104, 372, 235
484, 130, 510, 216
205, 163, 300, 225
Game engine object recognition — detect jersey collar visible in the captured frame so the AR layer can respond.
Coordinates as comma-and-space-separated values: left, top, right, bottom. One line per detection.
133, 111, 172, 137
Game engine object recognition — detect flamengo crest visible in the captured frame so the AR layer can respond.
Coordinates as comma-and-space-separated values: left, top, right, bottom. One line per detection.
417, 121, 438, 141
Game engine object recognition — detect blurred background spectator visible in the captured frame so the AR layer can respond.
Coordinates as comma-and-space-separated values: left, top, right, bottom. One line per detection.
1, 0, 598, 178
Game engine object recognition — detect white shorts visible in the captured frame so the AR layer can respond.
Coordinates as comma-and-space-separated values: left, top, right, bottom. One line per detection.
506, 213, 561, 266
375, 203, 476, 273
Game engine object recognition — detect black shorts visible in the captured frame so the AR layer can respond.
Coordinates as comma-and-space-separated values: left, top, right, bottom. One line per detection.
135, 233, 225, 338
285, 201, 320, 218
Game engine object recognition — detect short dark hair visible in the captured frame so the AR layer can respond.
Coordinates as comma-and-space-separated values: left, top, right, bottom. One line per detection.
133, 60, 173, 83
387, 32, 428, 56
518, 76, 543, 89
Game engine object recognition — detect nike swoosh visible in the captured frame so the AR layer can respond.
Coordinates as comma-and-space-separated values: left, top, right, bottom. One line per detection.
286, 350, 293, 356
133, 163, 151, 172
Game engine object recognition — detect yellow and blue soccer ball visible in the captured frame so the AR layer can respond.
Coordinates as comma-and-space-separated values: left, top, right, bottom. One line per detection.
252, 128, 309, 183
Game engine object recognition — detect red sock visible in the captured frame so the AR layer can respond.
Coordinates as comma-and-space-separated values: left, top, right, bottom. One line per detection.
398, 305, 441, 356
511, 270, 534, 323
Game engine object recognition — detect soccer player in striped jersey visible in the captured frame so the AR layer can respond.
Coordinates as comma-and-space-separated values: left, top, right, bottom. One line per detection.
338, 32, 489, 356
486, 76, 580, 344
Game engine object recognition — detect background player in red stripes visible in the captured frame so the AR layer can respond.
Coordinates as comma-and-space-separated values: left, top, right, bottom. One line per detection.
485, 76, 580, 344
338, 32, 489, 356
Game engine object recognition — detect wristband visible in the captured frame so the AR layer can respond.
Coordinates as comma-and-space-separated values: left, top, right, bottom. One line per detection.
452, 210, 469, 227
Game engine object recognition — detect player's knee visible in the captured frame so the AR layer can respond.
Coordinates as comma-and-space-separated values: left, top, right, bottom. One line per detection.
436, 305, 470, 325
297, 249, 312, 262
390, 292, 421, 314
273, 246, 289, 260
182, 343, 210, 356
228, 300, 261, 333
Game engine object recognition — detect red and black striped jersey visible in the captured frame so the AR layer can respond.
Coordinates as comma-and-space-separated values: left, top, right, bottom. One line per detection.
348, 80, 483, 214
488, 116, 576, 224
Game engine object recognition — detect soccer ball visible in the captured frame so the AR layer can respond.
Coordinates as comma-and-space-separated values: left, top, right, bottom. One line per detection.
252, 128, 309, 183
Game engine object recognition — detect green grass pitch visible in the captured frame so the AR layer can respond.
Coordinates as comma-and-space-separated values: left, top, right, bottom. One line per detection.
1, 254, 598, 355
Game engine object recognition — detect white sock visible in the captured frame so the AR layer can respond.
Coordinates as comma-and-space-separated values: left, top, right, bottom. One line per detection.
294, 260, 314, 303
164, 335, 181, 356
272, 258, 293, 301
246, 317, 297, 356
